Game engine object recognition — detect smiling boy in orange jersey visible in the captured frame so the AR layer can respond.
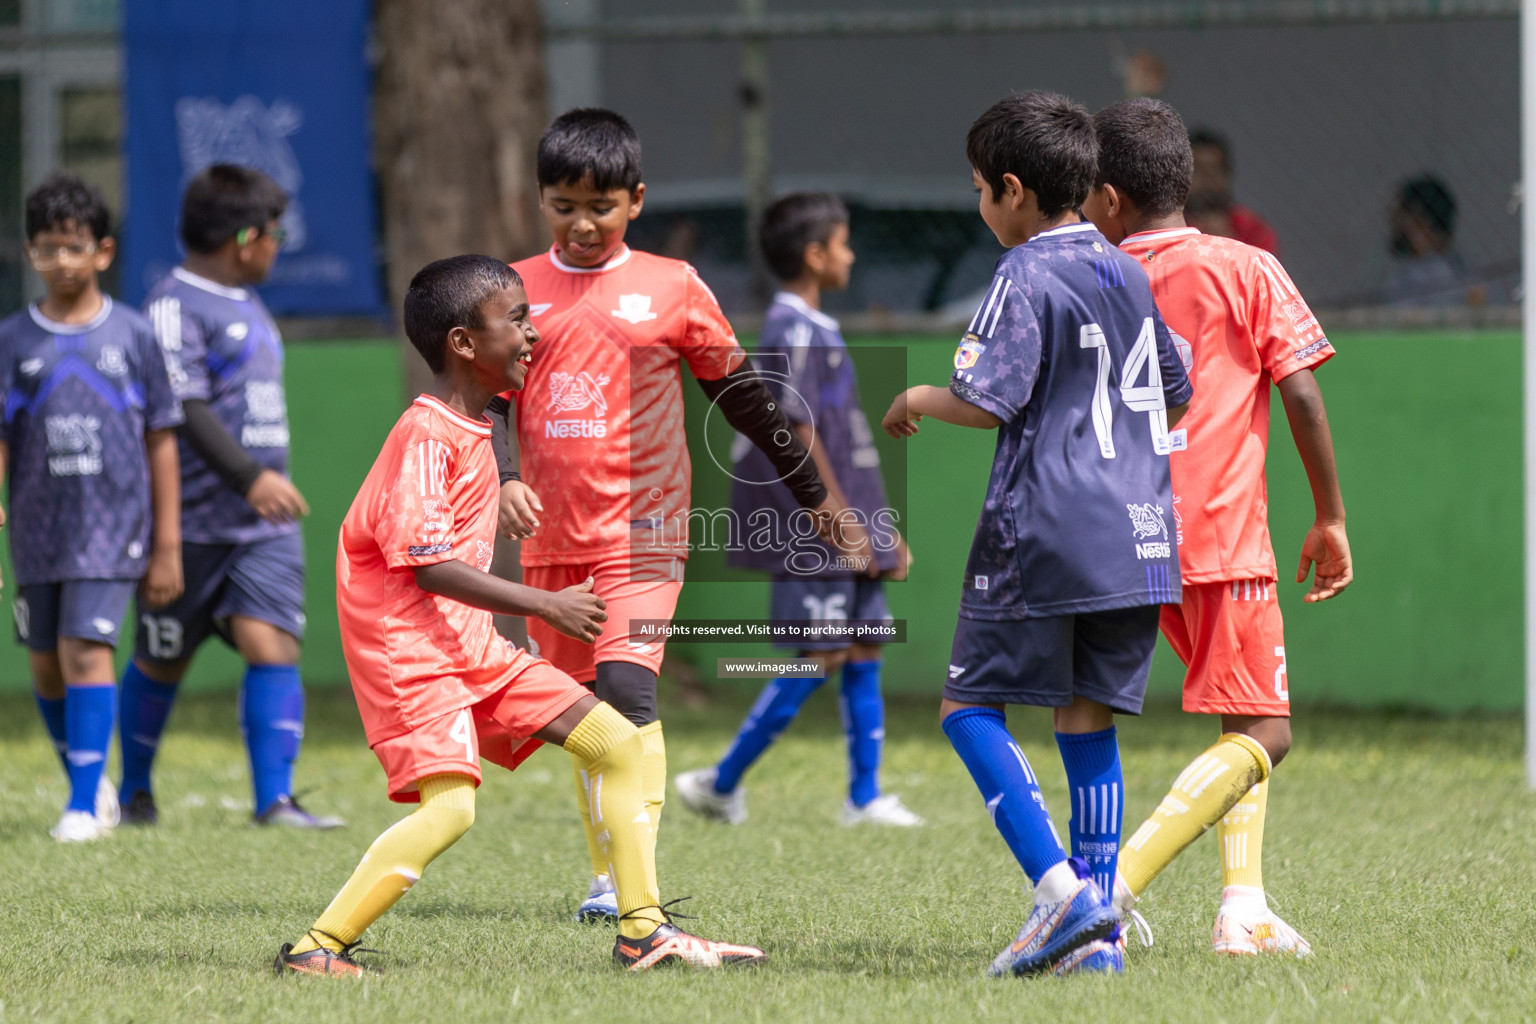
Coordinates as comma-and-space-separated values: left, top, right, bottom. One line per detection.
1084, 98, 1352, 957
485, 109, 869, 922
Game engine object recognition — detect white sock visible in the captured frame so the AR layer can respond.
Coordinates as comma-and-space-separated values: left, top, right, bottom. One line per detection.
1033, 860, 1080, 905
1220, 884, 1268, 917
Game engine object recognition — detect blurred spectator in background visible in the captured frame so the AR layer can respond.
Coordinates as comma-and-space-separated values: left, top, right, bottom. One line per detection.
1184, 191, 1235, 239
1189, 128, 1280, 257
1386, 174, 1484, 307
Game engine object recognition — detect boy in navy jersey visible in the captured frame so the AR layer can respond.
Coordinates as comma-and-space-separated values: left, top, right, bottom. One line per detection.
119, 164, 339, 828
883, 92, 1191, 977
676, 193, 920, 828
0, 173, 183, 842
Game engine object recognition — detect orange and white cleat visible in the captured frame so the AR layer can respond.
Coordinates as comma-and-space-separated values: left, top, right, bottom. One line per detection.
1212, 897, 1312, 957
613, 922, 767, 970
274, 934, 375, 977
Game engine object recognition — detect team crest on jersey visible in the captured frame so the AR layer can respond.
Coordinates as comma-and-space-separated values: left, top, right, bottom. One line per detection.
96, 345, 128, 377
548, 371, 610, 416
612, 294, 658, 324
954, 334, 985, 370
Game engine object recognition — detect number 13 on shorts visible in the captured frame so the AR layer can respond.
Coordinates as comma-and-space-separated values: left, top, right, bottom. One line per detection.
449, 709, 476, 765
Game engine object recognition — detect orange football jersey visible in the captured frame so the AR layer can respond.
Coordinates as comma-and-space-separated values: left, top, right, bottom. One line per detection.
1118, 228, 1334, 584
507, 246, 745, 566
337, 395, 518, 745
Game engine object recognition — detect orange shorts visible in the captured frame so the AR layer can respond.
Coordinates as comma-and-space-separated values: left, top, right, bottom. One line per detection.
1160, 578, 1291, 717
523, 556, 684, 682
371, 649, 589, 802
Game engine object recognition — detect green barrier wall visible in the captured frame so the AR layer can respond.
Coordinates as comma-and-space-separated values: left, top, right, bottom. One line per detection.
0, 331, 1519, 712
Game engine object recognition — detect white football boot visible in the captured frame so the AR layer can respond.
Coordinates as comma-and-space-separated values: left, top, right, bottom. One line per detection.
674, 767, 747, 825
841, 793, 924, 827
51, 809, 112, 843
1212, 886, 1312, 956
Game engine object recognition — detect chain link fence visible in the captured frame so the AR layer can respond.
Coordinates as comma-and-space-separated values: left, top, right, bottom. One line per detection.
561, 1, 1520, 325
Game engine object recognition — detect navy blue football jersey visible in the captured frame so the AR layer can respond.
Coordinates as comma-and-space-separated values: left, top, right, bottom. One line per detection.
727, 293, 898, 576
143, 267, 296, 545
949, 222, 1192, 620
0, 298, 183, 583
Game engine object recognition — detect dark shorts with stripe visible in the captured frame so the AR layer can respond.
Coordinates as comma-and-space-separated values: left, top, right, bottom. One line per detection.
13, 579, 138, 651
943, 605, 1160, 714
769, 575, 893, 652
133, 532, 305, 664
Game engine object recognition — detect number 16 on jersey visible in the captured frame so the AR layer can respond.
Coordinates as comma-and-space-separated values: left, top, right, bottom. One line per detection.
1080, 318, 1187, 459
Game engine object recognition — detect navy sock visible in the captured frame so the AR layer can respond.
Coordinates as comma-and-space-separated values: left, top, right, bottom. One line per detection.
943, 706, 1066, 885
1056, 727, 1124, 899
839, 660, 884, 807
240, 664, 305, 814
64, 684, 115, 814
34, 692, 68, 770
714, 673, 825, 793
118, 661, 179, 799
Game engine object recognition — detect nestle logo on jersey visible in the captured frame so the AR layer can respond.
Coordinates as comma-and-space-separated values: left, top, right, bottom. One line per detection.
546, 370, 610, 439
1127, 502, 1170, 559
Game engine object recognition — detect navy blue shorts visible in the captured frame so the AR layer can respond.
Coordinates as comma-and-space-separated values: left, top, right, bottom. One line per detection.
133, 532, 306, 664
943, 605, 1160, 714
769, 575, 892, 652
13, 579, 138, 651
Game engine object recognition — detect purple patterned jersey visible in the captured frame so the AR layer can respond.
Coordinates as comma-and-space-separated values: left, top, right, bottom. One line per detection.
0, 298, 183, 583
727, 293, 898, 576
143, 267, 295, 544
950, 222, 1193, 621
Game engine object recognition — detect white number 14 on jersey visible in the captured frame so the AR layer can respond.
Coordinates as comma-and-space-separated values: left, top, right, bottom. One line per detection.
1079, 318, 1188, 459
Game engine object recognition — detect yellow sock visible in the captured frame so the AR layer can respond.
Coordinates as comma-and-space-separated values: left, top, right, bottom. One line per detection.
290, 773, 476, 955
569, 752, 611, 881
1218, 778, 1268, 891
564, 703, 663, 940
1119, 733, 1271, 899
638, 720, 666, 836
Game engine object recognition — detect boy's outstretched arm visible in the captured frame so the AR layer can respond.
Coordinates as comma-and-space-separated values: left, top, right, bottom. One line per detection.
412, 560, 607, 642
882, 385, 1002, 437
1276, 368, 1352, 602
142, 428, 184, 609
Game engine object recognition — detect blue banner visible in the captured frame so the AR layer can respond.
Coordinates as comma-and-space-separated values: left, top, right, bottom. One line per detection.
124, 0, 384, 316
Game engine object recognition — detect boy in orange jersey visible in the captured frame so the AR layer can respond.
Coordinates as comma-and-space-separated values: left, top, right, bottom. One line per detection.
487, 109, 868, 922
1084, 99, 1352, 956
275, 255, 766, 976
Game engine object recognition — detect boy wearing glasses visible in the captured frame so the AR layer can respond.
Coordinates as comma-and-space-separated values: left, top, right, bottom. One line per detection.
0, 173, 184, 841
118, 164, 339, 829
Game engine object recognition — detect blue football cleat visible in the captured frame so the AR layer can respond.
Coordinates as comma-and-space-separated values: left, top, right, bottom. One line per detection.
1051, 934, 1125, 976
576, 874, 619, 923
990, 861, 1118, 977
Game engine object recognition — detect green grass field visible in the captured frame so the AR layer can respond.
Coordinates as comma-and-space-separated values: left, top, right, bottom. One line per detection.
1, 683, 1533, 1023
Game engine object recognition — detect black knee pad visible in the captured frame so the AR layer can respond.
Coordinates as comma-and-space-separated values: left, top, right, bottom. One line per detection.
593, 661, 658, 726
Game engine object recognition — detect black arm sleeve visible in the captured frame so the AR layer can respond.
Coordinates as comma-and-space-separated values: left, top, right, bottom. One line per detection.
179, 398, 264, 495
694, 360, 828, 509
485, 394, 520, 484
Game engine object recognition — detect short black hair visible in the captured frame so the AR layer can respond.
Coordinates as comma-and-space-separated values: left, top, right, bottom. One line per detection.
1397, 175, 1456, 238
179, 164, 288, 254
760, 192, 849, 281
1188, 128, 1232, 170
403, 255, 523, 374
537, 108, 643, 193
1094, 99, 1194, 218
966, 91, 1096, 217
25, 172, 112, 242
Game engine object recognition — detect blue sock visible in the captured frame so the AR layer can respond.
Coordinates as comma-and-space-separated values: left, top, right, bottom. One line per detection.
240, 664, 305, 815
943, 707, 1066, 885
34, 693, 68, 770
714, 673, 825, 793
1056, 727, 1124, 900
64, 684, 115, 813
118, 662, 179, 799
839, 660, 884, 807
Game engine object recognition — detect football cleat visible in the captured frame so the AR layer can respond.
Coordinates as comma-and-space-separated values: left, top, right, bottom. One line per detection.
50, 808, 112, 843
841, 793, 924, 827
613, 922, 767, 970
120, 789, 158, 826
989, 866, 1118, 977
674, 767, 747, 825
1051, 935, 1124, 976
576, 874, 619, 923
95, 776, 121, 829
1212, 904, 1313, 957
254, 795, 345, 830
274, 934, 374, 977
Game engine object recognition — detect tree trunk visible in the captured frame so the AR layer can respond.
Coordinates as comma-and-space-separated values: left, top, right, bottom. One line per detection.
373, 0, 548, 399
